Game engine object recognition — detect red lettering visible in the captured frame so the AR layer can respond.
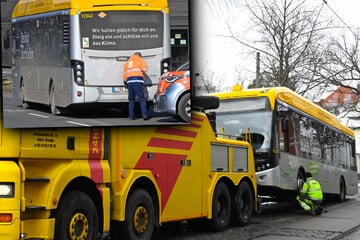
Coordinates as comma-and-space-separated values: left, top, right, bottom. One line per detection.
88, 128, 102, 160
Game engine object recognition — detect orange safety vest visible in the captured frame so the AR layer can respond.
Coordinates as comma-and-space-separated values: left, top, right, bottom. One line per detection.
123, 54, 148, 82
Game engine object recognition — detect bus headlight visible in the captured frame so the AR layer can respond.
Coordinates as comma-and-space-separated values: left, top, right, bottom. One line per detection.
0, 183, 14, 198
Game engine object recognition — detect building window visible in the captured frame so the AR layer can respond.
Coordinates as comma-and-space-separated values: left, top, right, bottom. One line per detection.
4, 29, 10, 49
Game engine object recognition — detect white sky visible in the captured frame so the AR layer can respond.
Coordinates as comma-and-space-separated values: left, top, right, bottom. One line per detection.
192, 0, 360, 91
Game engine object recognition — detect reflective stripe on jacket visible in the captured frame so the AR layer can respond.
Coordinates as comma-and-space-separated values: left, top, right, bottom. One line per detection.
301, 178, 323, 201
123, 54, 148, 83
126, 76, 145, 84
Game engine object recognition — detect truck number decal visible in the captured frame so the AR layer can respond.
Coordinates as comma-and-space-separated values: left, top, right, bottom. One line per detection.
89, 128, 102, 159
88, 128, 104, 183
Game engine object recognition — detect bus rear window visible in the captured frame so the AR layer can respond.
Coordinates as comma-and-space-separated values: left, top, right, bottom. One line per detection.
80, 11, 163, 50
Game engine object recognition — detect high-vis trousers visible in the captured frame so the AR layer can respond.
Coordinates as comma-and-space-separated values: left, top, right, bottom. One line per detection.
296, 195, 321, 212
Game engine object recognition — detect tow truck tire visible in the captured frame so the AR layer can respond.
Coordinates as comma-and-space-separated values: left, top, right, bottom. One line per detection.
211, 182, 231, 232
123, 189, 156, 240
232, 181, 254, 226
54, 191, 99, 240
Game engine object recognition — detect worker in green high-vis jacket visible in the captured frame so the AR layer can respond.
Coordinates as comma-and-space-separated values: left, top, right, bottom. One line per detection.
296, 172, 324, 216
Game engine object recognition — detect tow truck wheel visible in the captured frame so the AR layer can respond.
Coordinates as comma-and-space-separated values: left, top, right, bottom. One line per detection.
232, 181, 254, 226
211, 182, 231, 232
55, 191, 99, 240
124, 189, 156, 240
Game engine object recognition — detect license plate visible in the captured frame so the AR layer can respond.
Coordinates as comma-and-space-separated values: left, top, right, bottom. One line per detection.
112, 87, 127, 93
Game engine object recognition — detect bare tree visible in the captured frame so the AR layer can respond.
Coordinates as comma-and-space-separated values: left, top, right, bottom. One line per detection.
195, 69, 224, 94
207, 0, 359, 123
321, 33, 360, 93
192, 58, 224, 94
316, 32, 360, 118
208, 0, 331, 92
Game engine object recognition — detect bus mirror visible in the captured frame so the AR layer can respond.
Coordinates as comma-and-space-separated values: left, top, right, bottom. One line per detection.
282, 118, 289, 132
251, 133, 265, 150
192, 96, 219, 110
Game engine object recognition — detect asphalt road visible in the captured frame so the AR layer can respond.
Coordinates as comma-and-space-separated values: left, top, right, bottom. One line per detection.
2, 67, 186, 128
157, 184, 360, 240
2, 87, 184, 128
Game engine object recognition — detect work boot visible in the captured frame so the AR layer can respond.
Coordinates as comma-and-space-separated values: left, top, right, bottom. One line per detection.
315, 206, 325, 215
311, 209, 316, 216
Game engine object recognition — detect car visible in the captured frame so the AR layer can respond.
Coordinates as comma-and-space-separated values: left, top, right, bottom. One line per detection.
153, 62, 191, 122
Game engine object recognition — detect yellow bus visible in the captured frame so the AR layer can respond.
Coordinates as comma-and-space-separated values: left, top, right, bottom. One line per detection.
211, 86, 358, 201
11, 0, 171, 115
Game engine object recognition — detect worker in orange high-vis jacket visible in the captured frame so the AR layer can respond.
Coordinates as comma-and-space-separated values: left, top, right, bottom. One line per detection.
123, 52, 151, 120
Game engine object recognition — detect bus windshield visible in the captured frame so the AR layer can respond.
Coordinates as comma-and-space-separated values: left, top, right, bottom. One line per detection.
215, 97, 273, 150
80, 11, 163, 50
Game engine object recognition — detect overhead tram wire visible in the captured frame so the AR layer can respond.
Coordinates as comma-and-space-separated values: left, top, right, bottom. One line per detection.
321, 0, 357, 36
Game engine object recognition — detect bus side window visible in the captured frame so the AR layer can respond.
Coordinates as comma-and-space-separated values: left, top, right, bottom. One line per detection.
350, 141, 357, 171
281, 118, 289, 132
289, 114, 300, 155
279, 112, 300, 155
279, 117, 289, 152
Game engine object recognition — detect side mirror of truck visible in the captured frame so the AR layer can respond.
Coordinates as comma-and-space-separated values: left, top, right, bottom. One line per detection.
192, 96, 219, 110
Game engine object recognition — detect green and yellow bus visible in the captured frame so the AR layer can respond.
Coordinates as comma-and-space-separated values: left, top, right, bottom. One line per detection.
211, 86, 357, 201
11, 0, 171, 115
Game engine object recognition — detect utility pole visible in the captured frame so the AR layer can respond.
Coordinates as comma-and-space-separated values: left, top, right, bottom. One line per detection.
255, 52, 260, 87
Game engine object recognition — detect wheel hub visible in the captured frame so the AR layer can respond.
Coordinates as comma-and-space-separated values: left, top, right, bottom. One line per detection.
133, 206, 149, 234
69, 212, 89, 239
